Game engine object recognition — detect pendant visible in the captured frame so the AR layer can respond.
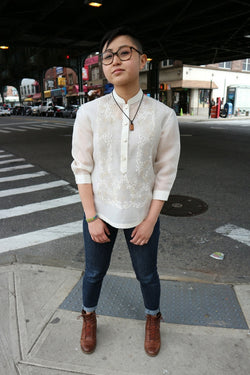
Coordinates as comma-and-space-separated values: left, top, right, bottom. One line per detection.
129, 122, 134, 131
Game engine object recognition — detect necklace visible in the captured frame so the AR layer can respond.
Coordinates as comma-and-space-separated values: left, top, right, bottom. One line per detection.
112, 91, 144, 131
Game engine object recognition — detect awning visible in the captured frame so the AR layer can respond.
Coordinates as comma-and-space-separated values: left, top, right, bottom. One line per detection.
51, 88, 64, 97
44, 90, 51, 98
163, 80, 218, 89
32, 93, 41, 99
66, 84, 79, 96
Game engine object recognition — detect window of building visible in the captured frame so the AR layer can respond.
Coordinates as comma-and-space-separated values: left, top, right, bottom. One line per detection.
27, 86, 30, 94
242, 59, 250, 71
32, 85, 35, 94
219, 61, 232, 69
141, 61, 151, 71
68, 73, 74, 85
91, 66, 99, 80
161, 59, 174, 67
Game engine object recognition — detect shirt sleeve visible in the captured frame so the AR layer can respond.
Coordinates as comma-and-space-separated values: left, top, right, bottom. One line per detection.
152, 107, 180, 201
71, 105, 94, 184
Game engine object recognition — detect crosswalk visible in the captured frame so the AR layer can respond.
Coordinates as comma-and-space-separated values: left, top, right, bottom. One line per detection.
0, 149, 82, 254
0, 119, 73, 134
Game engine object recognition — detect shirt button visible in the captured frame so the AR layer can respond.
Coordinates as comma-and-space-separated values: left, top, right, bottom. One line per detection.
124, 138, 128, 143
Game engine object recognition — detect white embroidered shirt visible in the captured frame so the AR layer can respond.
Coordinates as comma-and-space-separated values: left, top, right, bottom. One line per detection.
71, 89, 180, 228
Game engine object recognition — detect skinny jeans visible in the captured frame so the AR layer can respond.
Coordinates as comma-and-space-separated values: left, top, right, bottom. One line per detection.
82, 218, 161, 316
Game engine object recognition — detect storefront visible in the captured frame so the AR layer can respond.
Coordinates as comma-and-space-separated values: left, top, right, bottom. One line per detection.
66, 85, 79, 105
159, 79, 218, 115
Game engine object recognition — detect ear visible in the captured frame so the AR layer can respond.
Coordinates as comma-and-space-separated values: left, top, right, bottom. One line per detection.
140, 54, 147, 70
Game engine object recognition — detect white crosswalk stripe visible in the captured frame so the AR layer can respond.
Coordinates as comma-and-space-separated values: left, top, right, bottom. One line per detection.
0, 149, 82, 255
0, 220, 82, 253
0, 120, 73, 133
216, 224, 250, 247
0, 194, 80, 219
0, 164, 34, 172
0, 180, 69, 197
0, 158, 25, 165
0, 171, 48, 183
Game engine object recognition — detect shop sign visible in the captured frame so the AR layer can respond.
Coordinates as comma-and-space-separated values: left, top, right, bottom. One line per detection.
84, 55, 99, 66
58, 77, 66, 86
56, 67, 64, 75
47, 80, 54, 89
82, 66, 89, 80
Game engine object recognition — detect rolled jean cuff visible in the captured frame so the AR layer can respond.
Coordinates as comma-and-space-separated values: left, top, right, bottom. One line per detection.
83, 305, 97, 313
145, 308, 160, 316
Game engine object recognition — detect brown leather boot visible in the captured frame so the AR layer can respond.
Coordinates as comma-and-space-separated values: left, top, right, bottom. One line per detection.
80, 310, 97, 354
144, 312, 161, 356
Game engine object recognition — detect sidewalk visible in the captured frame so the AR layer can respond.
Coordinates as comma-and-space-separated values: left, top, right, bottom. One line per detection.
177, 113, 250, 122
1, 263, 249, 375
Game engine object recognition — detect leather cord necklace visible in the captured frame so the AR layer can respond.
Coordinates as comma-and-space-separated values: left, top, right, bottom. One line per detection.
112, 91, 144, 131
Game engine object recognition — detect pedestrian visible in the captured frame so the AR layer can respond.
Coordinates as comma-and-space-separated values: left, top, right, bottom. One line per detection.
71, 27, 180, 357
209, 97, 215, 117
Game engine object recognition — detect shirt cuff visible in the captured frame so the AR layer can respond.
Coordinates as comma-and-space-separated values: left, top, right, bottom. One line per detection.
152, 190, 170, 201
75, 175, 92, 184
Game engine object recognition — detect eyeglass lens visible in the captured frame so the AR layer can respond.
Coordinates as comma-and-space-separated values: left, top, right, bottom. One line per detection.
102, 46, 132, 65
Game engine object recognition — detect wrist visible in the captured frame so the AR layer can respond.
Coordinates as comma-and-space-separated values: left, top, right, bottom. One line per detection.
86, 214, 99, 223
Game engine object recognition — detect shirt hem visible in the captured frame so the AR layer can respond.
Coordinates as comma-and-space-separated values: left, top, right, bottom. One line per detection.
97, 213, 144, 229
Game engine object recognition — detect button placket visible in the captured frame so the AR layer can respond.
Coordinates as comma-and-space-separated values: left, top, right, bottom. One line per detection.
120, 105, 129, 174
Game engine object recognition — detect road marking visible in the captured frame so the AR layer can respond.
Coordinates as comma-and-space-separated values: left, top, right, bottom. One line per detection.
0, 171, 48, 183
19, 126, 41, 130
0, 154, 13, 158
2, 127, 26, 132
216, 224, 250, 247
0, 180, 69, 197
0, 220, 82, 253
0, 164, 34, 172
0, 194, 80, 219
0, 129, 11, 133
0, 158, 25, 165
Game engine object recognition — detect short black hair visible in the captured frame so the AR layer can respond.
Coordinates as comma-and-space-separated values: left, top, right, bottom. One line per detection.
99, 27, 143, 54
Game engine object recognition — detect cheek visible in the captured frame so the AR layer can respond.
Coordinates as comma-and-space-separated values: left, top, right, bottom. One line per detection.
102, 66, 110, 79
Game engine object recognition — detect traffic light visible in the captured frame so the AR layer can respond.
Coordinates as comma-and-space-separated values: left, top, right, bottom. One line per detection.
66, 55, 70, 59
159, 83, 166, 91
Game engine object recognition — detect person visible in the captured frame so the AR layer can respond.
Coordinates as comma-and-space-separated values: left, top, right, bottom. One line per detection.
71, 27, 180, 357
209, 97, 215, 117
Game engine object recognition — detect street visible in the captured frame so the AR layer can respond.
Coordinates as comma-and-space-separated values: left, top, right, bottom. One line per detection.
0, 115, 249, 284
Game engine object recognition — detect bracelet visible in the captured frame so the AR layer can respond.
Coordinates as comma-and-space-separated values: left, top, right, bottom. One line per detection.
86, 214, 98, 223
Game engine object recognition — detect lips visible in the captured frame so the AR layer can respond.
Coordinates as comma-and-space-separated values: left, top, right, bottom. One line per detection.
112, 68, 124, 75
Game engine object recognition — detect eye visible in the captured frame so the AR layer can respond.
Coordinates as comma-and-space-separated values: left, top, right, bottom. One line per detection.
102, 52, 113, 61
120, 49, 130, 57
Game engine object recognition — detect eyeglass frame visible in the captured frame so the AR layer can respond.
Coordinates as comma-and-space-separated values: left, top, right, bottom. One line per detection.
100, 45, 143, 65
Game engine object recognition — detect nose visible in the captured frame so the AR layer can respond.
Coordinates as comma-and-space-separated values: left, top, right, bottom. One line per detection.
112, 53, 121, 64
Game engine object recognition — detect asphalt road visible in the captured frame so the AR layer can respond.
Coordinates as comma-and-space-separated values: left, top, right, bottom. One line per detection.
0, 115, 249, 284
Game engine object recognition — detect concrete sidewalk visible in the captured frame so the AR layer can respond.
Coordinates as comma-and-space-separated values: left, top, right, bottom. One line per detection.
1, 263, 250, 375
177, 113, 250, 122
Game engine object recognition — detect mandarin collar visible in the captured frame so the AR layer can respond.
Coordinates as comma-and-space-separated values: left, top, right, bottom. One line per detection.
112, 89, 143, 105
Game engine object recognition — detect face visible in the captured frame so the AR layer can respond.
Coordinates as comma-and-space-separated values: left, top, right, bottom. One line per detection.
101, 35, 147, 90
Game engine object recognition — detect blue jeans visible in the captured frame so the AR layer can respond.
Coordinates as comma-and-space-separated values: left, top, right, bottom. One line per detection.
82, 218, 161, 316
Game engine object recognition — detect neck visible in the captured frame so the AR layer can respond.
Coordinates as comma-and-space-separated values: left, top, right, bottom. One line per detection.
114, 85, 140, 103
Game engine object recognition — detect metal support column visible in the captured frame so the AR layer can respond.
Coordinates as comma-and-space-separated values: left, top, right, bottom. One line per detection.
147, 59, 159, 99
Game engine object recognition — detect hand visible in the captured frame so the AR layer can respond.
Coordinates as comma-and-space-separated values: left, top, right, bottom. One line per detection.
88, 219, 111, 243
130, 219, 155, 246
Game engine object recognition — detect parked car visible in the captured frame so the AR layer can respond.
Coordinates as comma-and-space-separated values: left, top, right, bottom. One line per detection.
24, 106, 33, 116
0, 106, 11, 116
38, 101, 54, 116
12, 105, 25, 115
31, 106, 39, 116
62, 105, 79, 118
53, 105, 65, 117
